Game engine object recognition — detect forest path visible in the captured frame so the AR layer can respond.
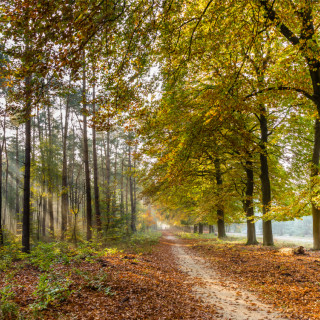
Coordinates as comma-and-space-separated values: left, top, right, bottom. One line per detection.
162, 234, 287, 320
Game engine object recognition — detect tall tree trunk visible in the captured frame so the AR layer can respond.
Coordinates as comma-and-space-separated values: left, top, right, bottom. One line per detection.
104, 131, 111, 232
125, 166, 129, 231
36, 108, 46, 238
198, 223, 203, 234
15, 128, 20, 223
82, 53, 92, 241
259, 106, 274, 246
47, 105, 54, 237
4, 139, 8, 226
92, 72, 102, 233
311, 118, 320, 249
309, 68, 320, 249
129, 141, 136, 233
120, 157, 124, 220
42, 191, 47, 237
133, 149, 137, 227
0, 138, 4, 245
244, 158, 258, 245
112, 141, 119, 215
22, 74, 32, 253
214, 158, 226, 238
68, 124, 76, 228
61, 85, 70, 239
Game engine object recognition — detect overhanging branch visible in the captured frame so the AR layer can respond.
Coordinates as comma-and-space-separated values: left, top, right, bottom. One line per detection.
245, 86, 316, 103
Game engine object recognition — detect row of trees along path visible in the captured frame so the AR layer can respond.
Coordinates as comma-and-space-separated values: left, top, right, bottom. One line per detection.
1, 1, 320, 250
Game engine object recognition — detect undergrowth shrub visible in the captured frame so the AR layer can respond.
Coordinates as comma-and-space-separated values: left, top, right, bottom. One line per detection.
29, 242, 75, 271
0, 285, 19, 319
0, 242, 27, 271
30, 273, 73, 311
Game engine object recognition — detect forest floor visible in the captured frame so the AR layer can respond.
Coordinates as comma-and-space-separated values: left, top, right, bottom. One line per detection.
174, 232, 320, 320
1, 232, 320, 319
0, 233, 216, 320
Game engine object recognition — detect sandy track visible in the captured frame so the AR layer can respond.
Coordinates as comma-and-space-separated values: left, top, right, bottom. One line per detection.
165, 235, 287, 320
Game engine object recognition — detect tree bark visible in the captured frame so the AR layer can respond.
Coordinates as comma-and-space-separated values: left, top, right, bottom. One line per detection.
198, 223, 203, 234
259, 106, 274, 246
214, 158, 226, 238
4, 138, 8, 226
61, 85, 70, 239
0, 137, 4, 245
47, 105, 54, 237
129, 141, 136, 232
22, 74, 32, 253
120, 157, 124, 219
112, 140, 119, 218
244, 158, 258, 245
311, 118, 320, 249
125, 165, 129, 231
15, 128, 20, 223
82, 53, 92, 241
92, 72, 102, 234
194, 224, 198, 233
104, 131, 111, 232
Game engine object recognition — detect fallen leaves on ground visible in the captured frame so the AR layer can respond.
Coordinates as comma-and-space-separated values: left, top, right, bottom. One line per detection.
0, 240, 216, 319
183, 237, 320, 320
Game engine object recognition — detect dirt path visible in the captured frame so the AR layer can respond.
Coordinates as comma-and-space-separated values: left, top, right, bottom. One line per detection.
164, 234, 288, 320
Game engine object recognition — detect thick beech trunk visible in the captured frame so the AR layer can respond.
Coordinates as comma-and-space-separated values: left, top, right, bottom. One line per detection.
217, 210, 226, 238
309, 69, 320, 249
244, 159, 258, 245
198, 223, 203, 234
194, 224, 198, 233
82, 55, 92, 241
214, 158, 226, 238
259, 108, 274, 246
311, 119, 320, 249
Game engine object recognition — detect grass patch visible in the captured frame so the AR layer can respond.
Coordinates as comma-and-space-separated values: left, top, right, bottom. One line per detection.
178, 232, 217, 240
178, 232, 247, 244
108, 231, 162, 254
178, 232, 313, 249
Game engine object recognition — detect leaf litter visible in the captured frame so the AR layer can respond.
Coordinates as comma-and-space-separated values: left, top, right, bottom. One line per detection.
0, 239, 216, 319
182, 235, 320, 320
